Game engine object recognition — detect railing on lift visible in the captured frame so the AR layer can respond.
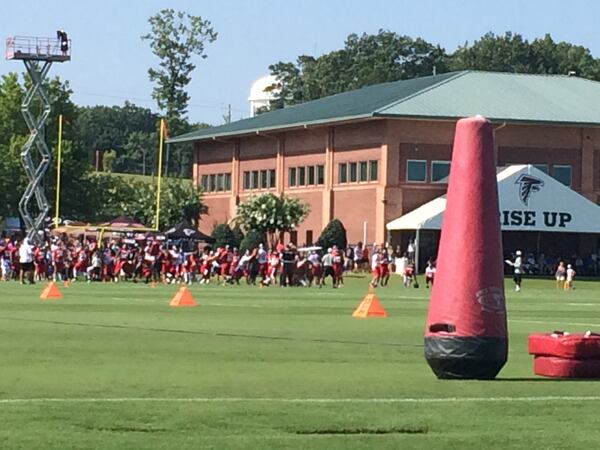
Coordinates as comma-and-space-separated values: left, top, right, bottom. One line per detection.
5, 35, 71, 62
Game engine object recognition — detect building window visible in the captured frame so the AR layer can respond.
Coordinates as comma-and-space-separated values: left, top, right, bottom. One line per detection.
406, 160, 426, 182
317, 165, 324, 185
269, 169, 276, 189
359, 161, 368, 182
289, 167, 296, 187
349, 162, 357, 182
369, 160, 378, 182
431, 161, 450, 183
298, 166, 306, 186
260, 170, 268, 189
533, 164, 548, 174
289, 230, 298, 245
307, 165, 315, 185
339, 163, 347, 183
201, 172, 232, 193
243, 171, 250, 190
306, 230, 313, 246
251, 171, 259, 189
552, 165, 572, 187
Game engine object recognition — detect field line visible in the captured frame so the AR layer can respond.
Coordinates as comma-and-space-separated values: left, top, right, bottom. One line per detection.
511, 319, 600, 328
1, 396, 600, 404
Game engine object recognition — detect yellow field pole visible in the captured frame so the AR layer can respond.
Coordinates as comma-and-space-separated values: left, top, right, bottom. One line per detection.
154, 119, 165, 230
54, 114, 63, 228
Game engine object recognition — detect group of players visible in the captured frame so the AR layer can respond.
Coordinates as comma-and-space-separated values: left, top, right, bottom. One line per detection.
1, 235, 400, 289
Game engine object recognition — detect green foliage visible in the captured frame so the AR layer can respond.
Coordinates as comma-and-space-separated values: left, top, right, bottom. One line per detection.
232, 225, 244, 248
449, 32, 600, 79
141, 8, 217, 135
102, 150, 117, 172
76, 103, 160, 174
268, 30, 447, 108
239, 229, 265, 254
86, 174, 205, 229
268, 30, 600, 109
234, 193, 309, 247
211, 224, 239, 249
316, 219, 348, 250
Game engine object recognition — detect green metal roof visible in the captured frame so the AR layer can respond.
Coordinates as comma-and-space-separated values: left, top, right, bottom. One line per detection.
168, 71, 600, 143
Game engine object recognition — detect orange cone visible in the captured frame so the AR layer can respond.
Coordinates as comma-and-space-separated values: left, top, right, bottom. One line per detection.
352, 286, 387, 318
40, 282, 63, 300
169, 286, 197, 307
151, 281, 157, 288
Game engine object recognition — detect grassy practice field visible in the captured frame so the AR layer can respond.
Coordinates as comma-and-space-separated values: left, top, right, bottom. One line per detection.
1, 275, 600, 449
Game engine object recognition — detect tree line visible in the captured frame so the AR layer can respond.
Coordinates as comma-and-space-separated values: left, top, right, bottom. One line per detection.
265, 31, 600, 109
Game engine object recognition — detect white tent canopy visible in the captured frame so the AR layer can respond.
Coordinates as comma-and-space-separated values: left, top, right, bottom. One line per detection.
387, 164, 600, 234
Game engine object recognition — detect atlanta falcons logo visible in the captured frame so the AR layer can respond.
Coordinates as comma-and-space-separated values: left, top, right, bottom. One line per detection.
516, 174, 544, 206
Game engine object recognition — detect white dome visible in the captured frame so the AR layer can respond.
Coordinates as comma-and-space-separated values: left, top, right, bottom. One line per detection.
248, 75, 280, 101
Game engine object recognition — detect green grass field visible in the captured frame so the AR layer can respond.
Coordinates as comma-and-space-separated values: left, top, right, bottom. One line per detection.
1, 275, 600, 449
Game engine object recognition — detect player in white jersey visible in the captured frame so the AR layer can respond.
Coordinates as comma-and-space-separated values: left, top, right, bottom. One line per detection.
505, 250, 523, 292
565, 264, 576, 290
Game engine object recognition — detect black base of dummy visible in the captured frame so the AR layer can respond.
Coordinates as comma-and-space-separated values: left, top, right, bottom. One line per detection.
424, 336, 508, 379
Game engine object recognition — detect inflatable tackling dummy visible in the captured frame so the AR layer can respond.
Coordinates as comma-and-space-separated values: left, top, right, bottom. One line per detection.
424, 116, 508, 379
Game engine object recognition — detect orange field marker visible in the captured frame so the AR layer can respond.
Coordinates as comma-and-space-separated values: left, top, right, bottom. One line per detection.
169, 286, 197, 307
352, 285, 387, 318
40, 282, 63, 300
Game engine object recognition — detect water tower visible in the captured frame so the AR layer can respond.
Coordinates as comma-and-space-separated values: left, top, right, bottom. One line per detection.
5, 33, 71, 242
248, 75, 280, 117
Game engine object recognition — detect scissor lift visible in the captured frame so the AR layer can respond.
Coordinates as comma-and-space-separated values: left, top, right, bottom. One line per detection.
5, 34, 71, 242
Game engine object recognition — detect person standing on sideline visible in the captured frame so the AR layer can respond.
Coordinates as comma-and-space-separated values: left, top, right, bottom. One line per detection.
407, 239, 415, 263
555, 261, 566, 289
565, 264, 576, 290
505, 250, 523, 292
425, 260, 436, 288
19, 238, 35, 285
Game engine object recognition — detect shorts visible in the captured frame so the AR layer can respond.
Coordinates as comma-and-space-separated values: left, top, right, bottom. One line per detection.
20, 262, 33, 272
513, 274, 522, 283
324, 266, 334, 277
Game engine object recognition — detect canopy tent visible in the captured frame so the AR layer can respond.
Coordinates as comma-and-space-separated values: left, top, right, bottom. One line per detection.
387, 165, 600, 233
164, 220, 213, 242
99, 215, 147, 229
387, 165, 600, 271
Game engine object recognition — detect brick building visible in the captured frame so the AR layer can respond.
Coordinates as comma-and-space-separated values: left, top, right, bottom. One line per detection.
168, 71, 600, 248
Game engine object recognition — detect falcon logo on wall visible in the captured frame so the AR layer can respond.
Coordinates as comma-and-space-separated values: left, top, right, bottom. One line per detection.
516, 174, 544, 206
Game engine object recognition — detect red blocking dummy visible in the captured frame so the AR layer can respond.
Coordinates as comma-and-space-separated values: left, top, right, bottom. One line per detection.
424, 116, 507, 379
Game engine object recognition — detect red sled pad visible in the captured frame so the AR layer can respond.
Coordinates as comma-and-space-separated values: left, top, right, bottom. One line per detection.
534, 356, 600, 378
528, 333, 600, 359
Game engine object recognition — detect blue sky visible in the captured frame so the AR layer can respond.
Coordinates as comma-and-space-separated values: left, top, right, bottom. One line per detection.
2, 0, 599, 126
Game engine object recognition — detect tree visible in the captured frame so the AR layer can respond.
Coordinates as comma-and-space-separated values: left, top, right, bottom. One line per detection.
268, 30, 447, 108
122, 131, 155, 175
141, 9, 217, 136
90, 175, 205, 229
448, 32, 600, 79
234, 193, 309, 248
211, 224, 237, 248
232, 225, 244, 249
316, 219, 348, 250
239, 229, 265, 254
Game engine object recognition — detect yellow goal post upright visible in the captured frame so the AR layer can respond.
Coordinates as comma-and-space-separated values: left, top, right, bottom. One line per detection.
53, 117, 166, 236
